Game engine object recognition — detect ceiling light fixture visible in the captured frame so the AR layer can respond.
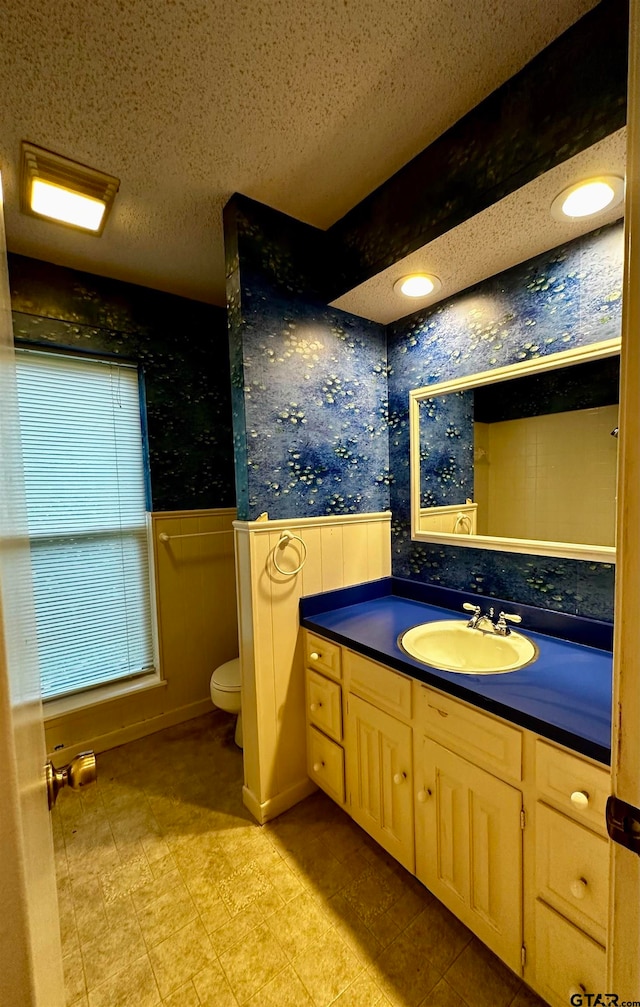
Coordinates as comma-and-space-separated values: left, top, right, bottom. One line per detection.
551, 175, 624, 221
394, 273, 442, 298
21, 141, 120, 235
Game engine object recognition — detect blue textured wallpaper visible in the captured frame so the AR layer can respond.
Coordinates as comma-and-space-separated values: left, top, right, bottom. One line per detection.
388, 222, 623, 620
329, 0, 627, 297
9, 254, 235, 512
225, 198, 389, 521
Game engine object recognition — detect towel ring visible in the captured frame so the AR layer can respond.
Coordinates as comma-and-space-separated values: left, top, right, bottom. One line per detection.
453, 513, 472, 535
273, 530, 307, 576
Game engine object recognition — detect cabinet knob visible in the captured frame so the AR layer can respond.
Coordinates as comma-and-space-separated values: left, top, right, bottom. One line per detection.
393, 772, 407, 785
313, 761, 324, 772
570, 878, 588, 900
417, 789, 432, 802
309, 702, 322, 712
310, 652, 321, 661
570, 790, 590, 809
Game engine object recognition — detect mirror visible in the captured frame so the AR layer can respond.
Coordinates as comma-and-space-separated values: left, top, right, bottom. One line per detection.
410, 338, 620, 561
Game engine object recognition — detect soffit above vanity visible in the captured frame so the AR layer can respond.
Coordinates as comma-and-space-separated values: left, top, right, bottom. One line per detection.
331, 128, 627, 324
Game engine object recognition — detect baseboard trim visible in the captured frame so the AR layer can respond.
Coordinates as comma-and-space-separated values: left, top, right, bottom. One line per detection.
46, 698, 214, 763
242, 777, 317, 824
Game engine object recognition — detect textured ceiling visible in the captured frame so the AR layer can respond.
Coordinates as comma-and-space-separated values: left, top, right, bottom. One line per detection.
332, 129, 627, 323
0, 0, 599, 306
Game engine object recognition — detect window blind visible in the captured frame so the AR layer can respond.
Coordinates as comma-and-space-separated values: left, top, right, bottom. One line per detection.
15, 350, 154, 700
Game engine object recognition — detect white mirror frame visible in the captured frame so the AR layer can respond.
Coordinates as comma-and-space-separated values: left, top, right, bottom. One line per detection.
410, 337, 621, 562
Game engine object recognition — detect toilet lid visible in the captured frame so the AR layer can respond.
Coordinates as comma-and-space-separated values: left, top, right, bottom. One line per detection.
212, 657, 241, 692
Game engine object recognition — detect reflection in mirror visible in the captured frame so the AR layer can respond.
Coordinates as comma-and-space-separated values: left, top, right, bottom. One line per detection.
410, 339, 620, 562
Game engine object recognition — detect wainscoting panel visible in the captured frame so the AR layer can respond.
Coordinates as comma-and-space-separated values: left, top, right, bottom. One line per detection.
152, 507, 238, 707
235, 511, 392, 823
45, 508, 238, 758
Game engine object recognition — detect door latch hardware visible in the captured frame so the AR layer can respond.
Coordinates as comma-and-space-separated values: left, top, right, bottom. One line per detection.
606, 794, 640, 855
45, 751, 97, 810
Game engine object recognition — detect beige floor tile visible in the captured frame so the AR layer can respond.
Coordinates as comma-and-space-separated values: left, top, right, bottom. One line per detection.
444, 939, 520, 1007
219, 921, 289, 1003
263, 855, 305, 902
199, 896, 233, 934
292, 927, 364, 1007
324, 892, 385, 962
162, 980, 201, 1006
149, 852, 178, 880
404, 899, 473, 974
71, 878, 109, 938
208, 903, 264, 954
384, 885, 433, 931
368, 929, 441, 1007
367, 909, 402, 951
341, 866, 403, 926
56, 716, 528, 1007
418, 977, 468, 1007
192, 961, 239, 1007
63, 947, 86, 1006
58, 890, 80, 957
140, 833, 171, 863
136, 882, 198, 948
148, 918, 217, 999
86, 953, 160, 1007
131, 868, 184, 911
319, 817, 367, 863
291, 839, 360, 899
331, 971, 388, 1006
266, 890, 332, 960
510, 983, 549, 1007
216, 861, 273, 915
81, 911, 147, 990
104, 893, 140, 930
246, 963, 314, 1006
100, 850, 154, 904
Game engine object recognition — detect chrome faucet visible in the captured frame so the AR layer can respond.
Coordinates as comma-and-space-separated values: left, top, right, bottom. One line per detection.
462, 602, 522, 635
462, 602, 495, 632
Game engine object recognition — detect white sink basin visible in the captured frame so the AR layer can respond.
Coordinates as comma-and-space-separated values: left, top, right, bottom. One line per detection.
399, 620, 538, 674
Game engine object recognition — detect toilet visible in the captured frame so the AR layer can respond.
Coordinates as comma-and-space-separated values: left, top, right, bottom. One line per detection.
210, 657, 243, 748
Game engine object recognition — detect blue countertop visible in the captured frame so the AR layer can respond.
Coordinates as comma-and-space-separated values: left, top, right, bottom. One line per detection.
300, 579, 612, 765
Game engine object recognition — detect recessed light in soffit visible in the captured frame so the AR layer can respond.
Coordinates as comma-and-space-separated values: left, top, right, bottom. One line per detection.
393, 273, 442, 298
550, 175, 624, 221
21, 141, 120, 235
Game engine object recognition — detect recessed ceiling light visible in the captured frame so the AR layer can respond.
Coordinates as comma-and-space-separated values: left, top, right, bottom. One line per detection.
394, 273, 442, 298
551, 175, 624, 221
21, 141, 119, 235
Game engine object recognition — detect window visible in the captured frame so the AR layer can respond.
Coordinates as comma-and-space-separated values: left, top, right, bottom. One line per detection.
15, 349, 154, 700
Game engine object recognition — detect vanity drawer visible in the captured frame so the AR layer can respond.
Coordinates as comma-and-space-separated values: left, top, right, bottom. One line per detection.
306, 669, 342, 742
535, 803, 609, 943
308, 727, 345, 805
417, 685, 522, 782
345, 650, 412, 721
535, 740, 609, 835
534, 899, 606, 1007
305, 632, 342, 681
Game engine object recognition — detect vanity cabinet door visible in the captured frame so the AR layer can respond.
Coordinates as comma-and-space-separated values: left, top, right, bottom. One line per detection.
345, 693, 414, 872
415, 736, 523, 974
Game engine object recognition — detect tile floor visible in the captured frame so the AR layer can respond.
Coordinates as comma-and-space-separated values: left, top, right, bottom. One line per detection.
53, 711, 548, 1007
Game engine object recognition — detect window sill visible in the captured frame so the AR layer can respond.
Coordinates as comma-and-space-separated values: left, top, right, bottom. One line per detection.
43, 672, 167, 721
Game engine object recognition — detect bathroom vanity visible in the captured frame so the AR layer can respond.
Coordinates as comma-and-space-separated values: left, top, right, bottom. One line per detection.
300, 579, 612, 1007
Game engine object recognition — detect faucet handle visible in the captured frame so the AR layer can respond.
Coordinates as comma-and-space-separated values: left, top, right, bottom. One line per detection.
462, 603, 480, 613
498, 611, 522, 624
495, 610, 522, 634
